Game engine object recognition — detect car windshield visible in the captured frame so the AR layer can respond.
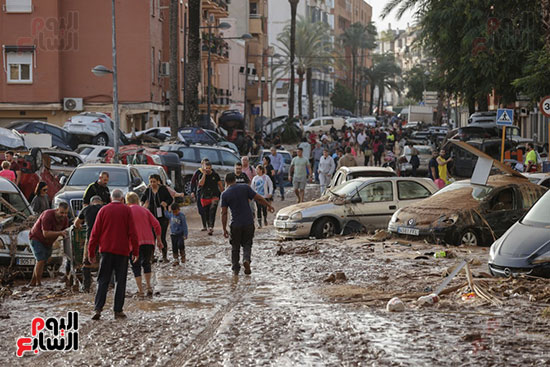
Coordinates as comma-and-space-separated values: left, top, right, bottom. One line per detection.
135, 167, 162, 184
522, 191, 550, 227
434, 182, 494, 201
68, 167, 129, 187
328, 180, 363, 198
1, 192, 32, 220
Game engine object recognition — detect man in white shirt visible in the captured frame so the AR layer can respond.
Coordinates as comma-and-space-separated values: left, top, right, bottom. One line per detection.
298, 138, 311, 161
318, 149, 336, 193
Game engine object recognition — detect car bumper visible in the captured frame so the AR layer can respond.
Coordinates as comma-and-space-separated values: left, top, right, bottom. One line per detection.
388, 222, 455, 243
274, 220, 313, 239
488, 262, 550, 278
0, 253, 63, 271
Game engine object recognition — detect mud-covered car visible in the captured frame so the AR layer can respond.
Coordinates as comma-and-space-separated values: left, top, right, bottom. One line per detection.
488, 190, 550, 277
326, 166, 397, 192
0, 177, 63, 274
275, 177, 438, 239
388, 175, 547, 246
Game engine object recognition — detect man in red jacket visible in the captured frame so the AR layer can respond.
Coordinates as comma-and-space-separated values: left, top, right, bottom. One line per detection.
88, 189, 139, 320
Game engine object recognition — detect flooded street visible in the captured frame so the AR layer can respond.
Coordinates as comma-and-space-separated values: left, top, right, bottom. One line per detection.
2, 186, 550, 366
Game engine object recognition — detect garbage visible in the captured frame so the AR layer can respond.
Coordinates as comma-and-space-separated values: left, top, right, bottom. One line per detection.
461, 292, 476, 301
434, 251, 447, 258
386, 297, 405, 312
324, 272, 347, 283
417, 293, 440, 306
368, 229, 392, 242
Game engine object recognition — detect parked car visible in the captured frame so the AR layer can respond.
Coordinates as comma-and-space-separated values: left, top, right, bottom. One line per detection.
0, 177, 63, 274
7, 120, 80, 150
75, 144, 111, 163
252, 149, 293, 178
388, 175, 547, 246
362, 116, 377, 127
488, 189, 550, 277
133, 164, 173, 189
179, 127, 239, 153
53, 163, 147, 216
262, 115, 289, 136
275, 177, 438, 239
63, 112, 129, 146
326, 166, 397, 192
445, 139, 515, 178
523, 173, 550, 188
345, 118, 365, 129
38, 149, 83, 178
399, 145, 432, 176
0, 127, 27, 150
125, 127, 173, 141
303, 117, 346, 134
160, 144, 240, 194
468, 111, 496, 124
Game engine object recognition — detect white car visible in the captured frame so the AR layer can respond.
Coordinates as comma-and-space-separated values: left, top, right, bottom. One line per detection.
303, 117, 346, 134
64, 112, 128, 146
523, 173, 550, 189
125, 127, 183, 142
75, 144, 111, 163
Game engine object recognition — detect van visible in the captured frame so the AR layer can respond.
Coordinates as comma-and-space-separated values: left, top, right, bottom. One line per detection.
303, 116, 346, 133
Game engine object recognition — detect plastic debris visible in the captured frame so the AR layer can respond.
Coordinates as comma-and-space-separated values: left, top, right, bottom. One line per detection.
417, 293, 440, 306
386, 297, 405, 312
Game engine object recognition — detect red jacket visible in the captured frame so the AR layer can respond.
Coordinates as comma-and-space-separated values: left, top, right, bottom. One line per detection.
88, 201, 139, 258
129, 204, 161, 246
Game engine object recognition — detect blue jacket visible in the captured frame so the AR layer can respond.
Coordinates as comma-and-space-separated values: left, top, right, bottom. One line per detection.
165, 211, 188, 237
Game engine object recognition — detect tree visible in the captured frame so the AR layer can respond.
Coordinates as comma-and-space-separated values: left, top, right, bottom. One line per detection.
403, 65, 436, 102
184, 0, 201, 126
360, 54, 402, 115
169, 0, 179, 137
275, 16, 332, 118
288, 0, 300, 119
331, 82, 356, 112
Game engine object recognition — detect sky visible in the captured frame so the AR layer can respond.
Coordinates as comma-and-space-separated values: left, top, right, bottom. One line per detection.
369, 0, 416, 33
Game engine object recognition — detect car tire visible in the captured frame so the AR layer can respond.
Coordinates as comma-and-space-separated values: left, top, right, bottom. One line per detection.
312, 217, 338, 239
30, 147, 43, 170
459, 229, 480, 246
93, 133, 108, 146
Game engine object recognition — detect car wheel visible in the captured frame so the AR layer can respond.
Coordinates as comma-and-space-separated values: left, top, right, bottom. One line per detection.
313, 217, 338, 239
183, 176, 193, 195
93, 133, 108, 146
30, 147, 43, 170
459, 229, 479, 246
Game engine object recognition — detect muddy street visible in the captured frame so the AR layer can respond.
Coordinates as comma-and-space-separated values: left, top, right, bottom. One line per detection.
1, 186, 550, 366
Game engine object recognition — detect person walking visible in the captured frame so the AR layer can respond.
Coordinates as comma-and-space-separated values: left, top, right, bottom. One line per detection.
234, 162, 251, 185
241, 156, 256, 182
126, 192, 161, 297
524, 143, 539, 172
165, 203, 188, 265
311, 142, 323, 183
221, 173, 274, 276
191, 158, 210, 231
318, 149, 335, 193
408, 143, 420, 177
337, 146, 357, 169
198, 162, 223, 235
436, 149, 452, 185
74, 195, 104, 292
251, 165, 273, 228
373, 138, 383, 167
4, 151, 21, 185
141, 174, 173, 262
0, 161, 15, 182
269, 147, 285, 201
30, 182, 50, 214
28, 203, 70, 287
262, 156, 275, 185
88, 189, 139, 320
83, 171, 111, 206
289, 147, 312, 203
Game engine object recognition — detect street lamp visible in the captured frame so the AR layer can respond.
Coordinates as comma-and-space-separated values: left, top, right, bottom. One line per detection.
91, 0, 120, 163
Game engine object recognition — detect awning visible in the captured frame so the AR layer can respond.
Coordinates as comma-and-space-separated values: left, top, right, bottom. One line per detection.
2, 45, 36, 53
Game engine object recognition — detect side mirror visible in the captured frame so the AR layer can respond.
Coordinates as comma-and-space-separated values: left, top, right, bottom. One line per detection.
59, 176, 67, 186
132, 177, 143, 187
350, 196, 362, 204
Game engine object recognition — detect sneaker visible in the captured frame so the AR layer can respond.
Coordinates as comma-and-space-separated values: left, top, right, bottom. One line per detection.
114, 312, 127, 319
172, 260, 179, 266
264, 219, 268, 226
181, 255, 186, 263
243, 261, 251, 275
92, 311, 101, 320
258, 221, 262, 228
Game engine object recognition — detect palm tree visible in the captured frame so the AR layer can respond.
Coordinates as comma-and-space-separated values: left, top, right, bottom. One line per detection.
274, 17, 332, 118
184, 0, 201, 126
169, 0, 179, 137
288, 0, 300, 118
361, 54, 402, 115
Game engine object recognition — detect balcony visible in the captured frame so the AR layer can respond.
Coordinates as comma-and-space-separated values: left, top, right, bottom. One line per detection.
249, 15, 263, 35
202, 0, 229, 18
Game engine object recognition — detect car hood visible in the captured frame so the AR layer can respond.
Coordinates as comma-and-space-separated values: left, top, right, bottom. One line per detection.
55, 185, 129, 199
277, 199, 336, 218
495, 222, 550, 258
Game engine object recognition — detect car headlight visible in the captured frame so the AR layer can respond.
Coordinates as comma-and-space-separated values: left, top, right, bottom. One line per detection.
152, 154, 162, 165
488, 237, 503, 261
440, 214, 459, 225
290, 212, 302, 221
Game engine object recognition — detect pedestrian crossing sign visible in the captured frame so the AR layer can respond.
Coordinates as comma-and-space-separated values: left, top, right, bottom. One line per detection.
496, 108, 514, 126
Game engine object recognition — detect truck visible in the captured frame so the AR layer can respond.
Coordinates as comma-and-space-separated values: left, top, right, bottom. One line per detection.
407, 105, 434, 125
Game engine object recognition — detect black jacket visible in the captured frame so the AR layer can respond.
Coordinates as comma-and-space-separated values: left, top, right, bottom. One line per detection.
83, 182, 111, 205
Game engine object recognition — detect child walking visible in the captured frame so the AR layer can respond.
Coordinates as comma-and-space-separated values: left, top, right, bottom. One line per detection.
251, 165, 273, 228
165, 203, 188, 265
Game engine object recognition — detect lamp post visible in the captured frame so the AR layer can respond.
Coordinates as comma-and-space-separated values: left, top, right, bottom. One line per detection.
91, 0, 119, 163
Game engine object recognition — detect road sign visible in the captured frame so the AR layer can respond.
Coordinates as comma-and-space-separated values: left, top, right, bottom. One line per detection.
496, 108, 514, 126
540, 96, 550, 118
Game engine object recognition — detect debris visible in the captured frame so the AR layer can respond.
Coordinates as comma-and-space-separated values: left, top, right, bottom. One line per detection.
461, 333, 482, 342
324, 272, 347, 283
434, 251, 447, 258
386, 297, 405, 312
276, 245, 320, 256
0, 313, 10, 319
414, 256, 429, 260
435, 260, 467, 295
417, 293, 439, 306
368, 230, 391, 242
541, 307, 550, 319
392, 241, 412, 247
461, 292, 476, 301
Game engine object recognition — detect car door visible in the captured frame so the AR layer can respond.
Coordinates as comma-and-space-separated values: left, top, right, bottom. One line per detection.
178, 146, 199, 176
396, 180, 432, 209
483, 187, 523, 238
346, 181, 396, 229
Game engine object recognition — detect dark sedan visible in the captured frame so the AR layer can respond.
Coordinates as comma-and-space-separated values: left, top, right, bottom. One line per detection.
488, 190, 550, 278
388, 175, 547, 246
7, 120, 80, 150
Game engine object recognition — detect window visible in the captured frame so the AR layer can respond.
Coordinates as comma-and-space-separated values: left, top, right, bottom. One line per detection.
6, 52, 32, 83
359, 182, 394, 202
397, 181, 431, 200
310, 120, 321, 127
5, 0, 31, 13
178, 147, 196, 162
324, 119, 334, 126
199, 149, 221, 164
221, 151, 239, 166
249, 2, 258, 15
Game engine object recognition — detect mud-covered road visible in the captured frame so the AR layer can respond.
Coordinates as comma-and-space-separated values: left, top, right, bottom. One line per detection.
1, 186, 550, 366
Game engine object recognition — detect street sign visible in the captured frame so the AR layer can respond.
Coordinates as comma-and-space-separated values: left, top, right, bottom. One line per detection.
540, 96, 550, 118
496, 108, 514, 126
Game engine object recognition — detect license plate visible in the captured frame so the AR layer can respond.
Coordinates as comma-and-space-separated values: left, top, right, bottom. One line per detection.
17, 258, 36, 266
397, 227, 420, 236
274, 220, 286, 228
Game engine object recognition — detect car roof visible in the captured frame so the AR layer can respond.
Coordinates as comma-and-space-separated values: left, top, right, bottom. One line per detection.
349, 176, 430, 184
132, 164, 163, 170
0, 177, 21, 193
337, 166, 395, 174
7, 120, 63, 129
77, 163, 131, 169
162, 143, 235, 153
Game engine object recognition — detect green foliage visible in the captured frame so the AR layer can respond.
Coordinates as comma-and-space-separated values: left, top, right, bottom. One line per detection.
280, 118, 302, 144
403, 65, 437, 102
330, 82, 356, 112
512, 47, 550, 100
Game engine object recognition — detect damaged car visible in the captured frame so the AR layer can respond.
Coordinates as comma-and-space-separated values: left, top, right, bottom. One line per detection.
275, 177, 438, 239
388, 175, 547, 246
488, 189, 550, 278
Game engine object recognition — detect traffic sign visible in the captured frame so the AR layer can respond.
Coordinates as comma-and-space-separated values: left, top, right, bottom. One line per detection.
540, 96, 550, 118
496, 108, 514, 126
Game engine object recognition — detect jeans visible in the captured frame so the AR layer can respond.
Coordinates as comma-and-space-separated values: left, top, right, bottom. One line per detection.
95, 252, 129, 313
319, 172, 331, 193
256, 202, 267, 222
170, 234, 185, 258
130, 245, 154, 277
158, 217, 169, 259
230, 224, 255, 273
196, 192, 208, 229
274, 171, 285, 198
313, 160, 320, 183
203, 199, 219, 228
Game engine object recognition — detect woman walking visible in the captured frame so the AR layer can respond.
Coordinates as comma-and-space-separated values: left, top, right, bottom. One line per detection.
191, 158, 210, 231
141, 174, 173, 262
30, 182, 50, 214
251, 165, 273, 228
198, 162, 223, 235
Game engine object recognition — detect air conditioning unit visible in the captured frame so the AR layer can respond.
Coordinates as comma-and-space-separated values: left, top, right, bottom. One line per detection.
63, 98, 84, 111
160, 62, 170, 76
